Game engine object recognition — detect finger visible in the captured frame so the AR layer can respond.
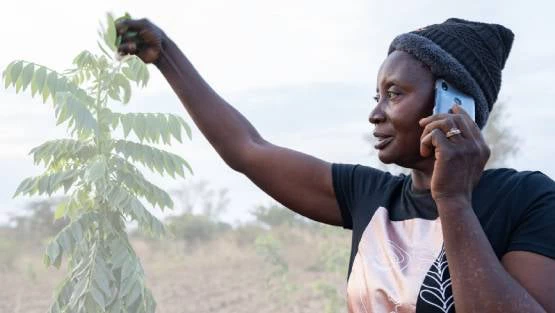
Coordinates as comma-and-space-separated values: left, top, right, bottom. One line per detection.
431, 128, 453, 155
421, 101, 467, 126
116, 18, 148, 35
421, 128, 452, 158
452, 104, 482, 139
421, 104, 472, 139
419, 113, 452, 127
452, 103, 470, 117
420, 130, 434, 158
446, 104, 480, 141
117, 41, 137, 56
421, 118, 465, 143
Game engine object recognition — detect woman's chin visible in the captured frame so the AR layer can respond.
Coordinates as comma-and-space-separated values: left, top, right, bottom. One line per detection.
377, 150, 395, 164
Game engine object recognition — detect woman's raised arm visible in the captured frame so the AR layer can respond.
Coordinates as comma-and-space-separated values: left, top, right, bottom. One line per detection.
116, 18, 343, 226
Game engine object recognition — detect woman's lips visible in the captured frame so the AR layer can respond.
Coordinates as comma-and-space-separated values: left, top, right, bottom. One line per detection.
374, 136, 393, 150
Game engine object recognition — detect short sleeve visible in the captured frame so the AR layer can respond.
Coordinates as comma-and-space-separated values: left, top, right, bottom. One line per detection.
507, 171, 555, 259
331, 163, 392, 229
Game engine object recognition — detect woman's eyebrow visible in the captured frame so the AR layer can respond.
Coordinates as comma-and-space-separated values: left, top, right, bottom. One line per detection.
386, 79, 403, 87
376, 78, 403, 92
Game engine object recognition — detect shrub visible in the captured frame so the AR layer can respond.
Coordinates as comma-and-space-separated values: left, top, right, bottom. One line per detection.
166, 213, 231, 246
251, 204, 306, 228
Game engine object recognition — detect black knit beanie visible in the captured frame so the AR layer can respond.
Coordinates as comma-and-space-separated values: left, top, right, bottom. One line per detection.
388, 18, 514, 128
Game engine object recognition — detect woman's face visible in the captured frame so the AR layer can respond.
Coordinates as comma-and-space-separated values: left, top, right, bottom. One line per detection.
370, 50, 435, 169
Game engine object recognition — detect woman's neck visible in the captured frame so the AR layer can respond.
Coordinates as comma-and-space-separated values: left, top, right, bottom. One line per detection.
410, 162, 435, 193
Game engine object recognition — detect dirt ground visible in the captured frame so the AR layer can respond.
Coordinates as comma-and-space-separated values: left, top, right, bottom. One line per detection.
0, 229, 349, 313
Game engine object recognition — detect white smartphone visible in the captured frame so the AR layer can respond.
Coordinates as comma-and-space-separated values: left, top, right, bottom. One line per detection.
434, 79, 475, 122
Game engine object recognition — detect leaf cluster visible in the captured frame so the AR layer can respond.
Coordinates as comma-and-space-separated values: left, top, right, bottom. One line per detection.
3, 13, 191, 313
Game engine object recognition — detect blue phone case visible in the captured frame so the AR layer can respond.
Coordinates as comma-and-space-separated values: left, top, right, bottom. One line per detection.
434, 79, 475, 122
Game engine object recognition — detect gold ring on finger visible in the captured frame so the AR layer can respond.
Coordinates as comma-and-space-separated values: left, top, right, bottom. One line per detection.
445, 128, 462, 138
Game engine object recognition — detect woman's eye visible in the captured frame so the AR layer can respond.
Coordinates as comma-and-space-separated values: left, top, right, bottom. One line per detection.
387, 91, 400, 99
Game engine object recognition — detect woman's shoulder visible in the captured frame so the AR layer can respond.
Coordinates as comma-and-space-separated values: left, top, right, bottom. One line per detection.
478, 167, 555, 203
481, 167, 554, 187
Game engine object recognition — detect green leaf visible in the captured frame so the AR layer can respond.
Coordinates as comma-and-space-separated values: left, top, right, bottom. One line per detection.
54, 201, 67, 220
144, 114, 160, 143
167, 115, 182, 143
46, 71, 58, 102
45, 240, 61, 266
157, 115, 171, 145
32, 67, 47, 97
73, 50, 97, 69
107, 299, 123, 313
71, 221, 84, 242
106, 184, 167, 235
116, 113, 192, 144
111, 160, 174, 210
90, 286, 106, 308
126, 282, 142, 306
94, 266, 111, 296
121, 113, 133, 138
2, 61, 14, 78
3, 62, 13, 88
84, 294, 100, 312
115, 73, 131, 104
84, 157, 107, 183
177, 115, 192, 140
45, 213, 96, 270
104, 13, 117, 51
41, 81, 50, 103
13, 177, 35, 198
160, 154, 175, 179
133, 114, 146, 142
97, 40, 114, 60
54, 92, 97, 137
120, 275, 135, 299
122, 66, 137, 82
30, 139, 94, 167
70, 278, 88, 307
122, 57, 149, 88
139, 63, 150, 87
13, 169, 80, 197
57, 230, 74, 252
121, 260, 136, 282
109, 110, 120, 129
111, 247, 129, 270
21, 63, 34, 91
112, 139, 191, 178
173, 156, 185, 178
15, 74, 23, 93
108, 87, 121, 101
10, 61, 23, 86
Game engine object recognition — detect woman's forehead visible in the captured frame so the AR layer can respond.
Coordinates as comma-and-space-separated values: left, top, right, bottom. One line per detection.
376, 50, 432, 88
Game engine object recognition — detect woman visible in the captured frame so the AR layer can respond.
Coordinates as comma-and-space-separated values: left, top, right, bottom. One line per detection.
116, 18, 555, 312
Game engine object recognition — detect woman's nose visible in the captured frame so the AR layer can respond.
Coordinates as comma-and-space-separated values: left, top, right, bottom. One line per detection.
369, 105, 386, 124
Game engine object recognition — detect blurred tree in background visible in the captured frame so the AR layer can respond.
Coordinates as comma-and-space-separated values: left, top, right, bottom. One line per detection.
482, 101, 519, 169
250, 203, 307, 228
8, 198, 67, 242
171, 180, 230, 219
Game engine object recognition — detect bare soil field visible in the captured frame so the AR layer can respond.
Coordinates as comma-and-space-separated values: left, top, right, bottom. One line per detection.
0, 228, 350, 313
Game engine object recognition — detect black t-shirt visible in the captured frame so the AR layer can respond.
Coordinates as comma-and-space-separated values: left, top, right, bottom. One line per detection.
332, 163, 555, 313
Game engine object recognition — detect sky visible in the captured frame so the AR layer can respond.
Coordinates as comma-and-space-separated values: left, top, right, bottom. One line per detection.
1, 0, 554, 224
